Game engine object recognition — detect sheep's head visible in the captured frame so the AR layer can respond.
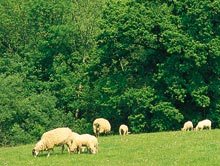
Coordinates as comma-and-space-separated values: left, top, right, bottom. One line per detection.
195, 125, 199, 131
93, 123, 100, 137
70, 147, 78, 153
32, 140, 45, 157
32, 148, 40, 157
89, 146, 97, 154
94, 123, 100, 132
69, 142, 78, 153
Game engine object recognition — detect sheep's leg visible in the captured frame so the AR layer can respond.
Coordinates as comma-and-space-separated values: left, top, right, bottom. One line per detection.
47, 150, 51, 158
62, 145, 65, 153
78, 146, 81, 154
66, 142, 72, 154
88, 146, 92, 154
67, 144, 70, 153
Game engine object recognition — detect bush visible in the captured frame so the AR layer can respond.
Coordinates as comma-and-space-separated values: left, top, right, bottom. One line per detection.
0, 74, 68, 145
128, 114, 147, 133
150, 102, 184, 131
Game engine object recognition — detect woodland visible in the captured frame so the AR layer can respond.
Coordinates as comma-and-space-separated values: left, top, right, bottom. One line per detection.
0, 0, 219, 145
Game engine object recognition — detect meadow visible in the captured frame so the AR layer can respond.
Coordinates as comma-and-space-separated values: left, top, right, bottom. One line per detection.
0, 130, 220, 166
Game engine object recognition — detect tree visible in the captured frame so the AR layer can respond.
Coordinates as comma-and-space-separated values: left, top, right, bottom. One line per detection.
89, 0, 220, 132
0, 0, 106, 145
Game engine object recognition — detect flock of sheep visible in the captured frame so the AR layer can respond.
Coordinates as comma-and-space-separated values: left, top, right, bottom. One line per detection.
32, 118, 129, 157
32, 118, 211, 157
181, 119, 212, 131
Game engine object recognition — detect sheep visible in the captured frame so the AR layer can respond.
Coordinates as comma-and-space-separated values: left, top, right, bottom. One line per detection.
181, 121, 193, 131
70, 133, 98, 154
93, 118, 111, 137
32, 127, 74, 157
195, 119, 212, 131
119, 124, 129, 135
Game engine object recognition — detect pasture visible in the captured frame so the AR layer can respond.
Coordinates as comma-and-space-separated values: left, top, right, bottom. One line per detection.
0, 130, 220, 166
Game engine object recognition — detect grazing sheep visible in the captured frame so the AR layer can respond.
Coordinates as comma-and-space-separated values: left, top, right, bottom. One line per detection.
195, 119, 212, 131
181, 121, 193, 131
119, 124, 129, 135
71, 133, 98, 154
93, 118, 111, 137
32, 127, 74, 157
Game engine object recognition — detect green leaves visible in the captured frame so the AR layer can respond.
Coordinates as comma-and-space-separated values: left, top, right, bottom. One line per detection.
191, 86, 210, 108
94, 0, 220, 132
0, 0, 220, 145
128, 114, 147, 133
0, 74, 62, 145
151, 102, 184, 131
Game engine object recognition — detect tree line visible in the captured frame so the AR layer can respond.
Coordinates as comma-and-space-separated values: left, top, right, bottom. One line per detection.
0, 0, 219, 145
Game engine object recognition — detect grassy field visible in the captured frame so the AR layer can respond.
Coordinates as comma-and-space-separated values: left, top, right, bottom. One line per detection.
0, 130, 220, 166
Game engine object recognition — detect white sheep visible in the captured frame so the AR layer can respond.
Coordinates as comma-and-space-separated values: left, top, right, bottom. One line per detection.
93, 118, 111, 137
195, 119, 212, 131
181, 121, 193, 131
32, 127, 74, 157
119, 124, 129, 135
71, 133, 98, 154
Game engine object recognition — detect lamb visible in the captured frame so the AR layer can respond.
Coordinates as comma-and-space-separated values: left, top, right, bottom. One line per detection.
32, 127, 74, 157
195, 119, 212, 131
181, 121, 193, 131
119, 124, 129, 135
71, 133, 98, 154
93, 118, 111, 137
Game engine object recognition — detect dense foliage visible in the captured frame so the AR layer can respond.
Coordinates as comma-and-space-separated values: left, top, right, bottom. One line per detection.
0, 0, 219, 145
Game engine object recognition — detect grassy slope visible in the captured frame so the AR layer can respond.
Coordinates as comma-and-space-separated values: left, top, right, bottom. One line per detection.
0, 130, 220, 166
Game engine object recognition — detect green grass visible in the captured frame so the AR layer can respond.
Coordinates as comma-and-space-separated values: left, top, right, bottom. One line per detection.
1, 130, 220, 166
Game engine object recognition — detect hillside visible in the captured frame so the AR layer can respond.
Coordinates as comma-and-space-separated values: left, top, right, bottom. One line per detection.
0, 130, 220, 166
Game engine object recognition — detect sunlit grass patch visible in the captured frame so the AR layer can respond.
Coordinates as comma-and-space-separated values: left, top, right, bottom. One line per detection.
0, 130, 220, 166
